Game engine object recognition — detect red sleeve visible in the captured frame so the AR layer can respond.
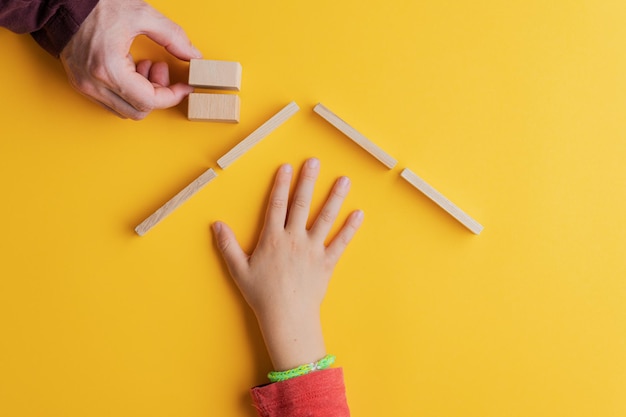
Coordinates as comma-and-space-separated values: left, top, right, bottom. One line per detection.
250, 368, 351, 417
0, 0, 99, 56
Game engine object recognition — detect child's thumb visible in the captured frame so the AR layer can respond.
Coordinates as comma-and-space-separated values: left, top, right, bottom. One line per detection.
211, 221, 248, 276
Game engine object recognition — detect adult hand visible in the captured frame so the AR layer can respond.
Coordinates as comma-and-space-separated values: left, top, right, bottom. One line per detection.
212, 159, 364, 370
60, 0, 202, 120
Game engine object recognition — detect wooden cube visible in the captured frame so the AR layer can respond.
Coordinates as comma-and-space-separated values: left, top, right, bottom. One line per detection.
189, 59, 242, 91
188, 93, 240, 123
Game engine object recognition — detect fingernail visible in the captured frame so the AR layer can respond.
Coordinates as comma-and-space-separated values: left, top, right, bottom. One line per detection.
338, 176, 350, 187
191, 45, 202, 58
212, 222, 222, 233
281, 164, 293, 174
307, 158, 319, 168
354, 210, 364, 221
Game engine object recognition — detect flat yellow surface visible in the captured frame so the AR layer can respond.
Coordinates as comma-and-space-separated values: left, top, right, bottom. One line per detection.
1, 1, 625, 416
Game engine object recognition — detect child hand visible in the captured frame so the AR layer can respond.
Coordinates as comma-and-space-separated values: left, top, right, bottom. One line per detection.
212, 158, 363, 370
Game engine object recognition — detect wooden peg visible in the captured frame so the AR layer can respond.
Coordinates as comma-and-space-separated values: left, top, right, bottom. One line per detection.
217, 102, 299, 169
400, 168, 483, 234
188, 93, 240, 123
313, 103, 397, 169
135, 168, 218, 236
189, 59, 242, 91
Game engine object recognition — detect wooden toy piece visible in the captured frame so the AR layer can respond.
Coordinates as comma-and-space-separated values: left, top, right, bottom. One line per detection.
217, 102, 300, 169
313, 103, 398, 169
188, 93, 240, 123
400, 168, 484, 235
189, 59, 242, 91
135, 168, 218, 236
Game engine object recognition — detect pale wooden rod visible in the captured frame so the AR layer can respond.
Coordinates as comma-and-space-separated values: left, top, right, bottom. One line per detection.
400, 168, 483, 234
135, 168, 218, 236
313, 103, 397, 169
217, 102, 300, 169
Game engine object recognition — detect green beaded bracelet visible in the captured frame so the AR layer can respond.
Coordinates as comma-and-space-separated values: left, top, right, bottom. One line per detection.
267, 354, 336, 383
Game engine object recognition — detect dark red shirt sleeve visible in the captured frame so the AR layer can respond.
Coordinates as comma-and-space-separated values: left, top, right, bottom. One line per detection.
0, 0, 99, 56
250, 368, 351, 417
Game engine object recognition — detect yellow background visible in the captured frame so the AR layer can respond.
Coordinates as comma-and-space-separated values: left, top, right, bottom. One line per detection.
1, 0, 625, 416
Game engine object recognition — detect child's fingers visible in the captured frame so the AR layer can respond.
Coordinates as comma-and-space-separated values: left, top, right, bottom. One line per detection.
212, 221, 249, 279
310, 176, 351, 241
264, 164, 293, 232
326, 210, 364, 263
286, 158, 320, 231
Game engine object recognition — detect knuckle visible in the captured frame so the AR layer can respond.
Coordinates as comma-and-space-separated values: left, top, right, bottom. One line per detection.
332, 188, 348, 199
170, 22, 185, 39
289, 239, 300, 253
319, 210, 334, 223
339, 233, 352, 246
292, 197, 308, 209
270, 198, 288, 210
88, 62, 110, 83
338, 227, 355, 245
217, 236, 232, 252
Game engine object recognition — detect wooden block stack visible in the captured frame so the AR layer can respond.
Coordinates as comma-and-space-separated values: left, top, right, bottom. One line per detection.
188, 59, 242, 123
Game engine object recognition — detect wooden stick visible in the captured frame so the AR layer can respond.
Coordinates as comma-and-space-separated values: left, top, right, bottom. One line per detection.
313, 103, 397, 169
135, 168, 218, 236
400, 168, 483, 234
189, 59, 242, 91
217, 102, 299, 169
188, 93, 240, 123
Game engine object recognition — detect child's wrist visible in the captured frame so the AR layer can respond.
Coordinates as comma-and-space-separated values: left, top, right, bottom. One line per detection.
254, 301, 320, 323
257, 310, 326, 371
